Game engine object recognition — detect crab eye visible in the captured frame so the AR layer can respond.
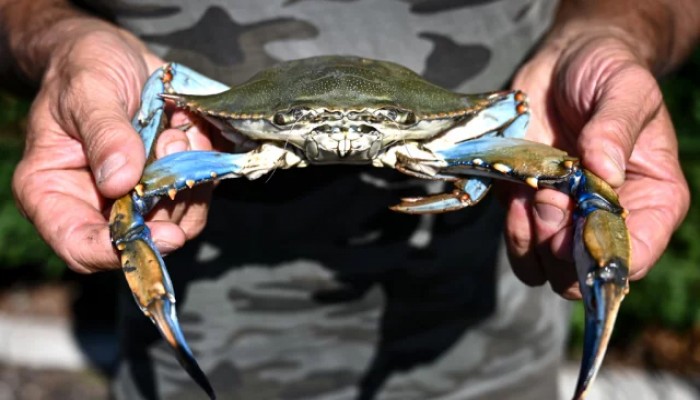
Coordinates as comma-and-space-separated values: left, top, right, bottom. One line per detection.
376, 109, 416, 125
273, 112, 287, 125
401, 111, 416, 125
273, 108, 307, 125
374, 109, 398, 122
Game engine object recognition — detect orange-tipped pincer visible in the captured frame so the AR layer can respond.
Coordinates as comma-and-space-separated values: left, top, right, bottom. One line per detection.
148, 297, 216, 399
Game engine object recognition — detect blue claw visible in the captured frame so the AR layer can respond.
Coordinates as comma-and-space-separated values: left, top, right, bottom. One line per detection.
395, 136, 630, 400
572, 209, 629, 400
110, 194, 216, 399
148, 296, 216, 400
574, 266, 627, 400
117, 62, 270, 399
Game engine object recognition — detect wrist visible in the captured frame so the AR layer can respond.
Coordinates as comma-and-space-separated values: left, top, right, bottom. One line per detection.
2, 0, 81, 82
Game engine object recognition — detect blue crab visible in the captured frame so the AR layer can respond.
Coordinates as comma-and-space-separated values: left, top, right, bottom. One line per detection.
109, 56, 630, 400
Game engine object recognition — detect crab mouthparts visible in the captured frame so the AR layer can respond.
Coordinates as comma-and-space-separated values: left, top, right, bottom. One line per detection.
304, 127, 383, 163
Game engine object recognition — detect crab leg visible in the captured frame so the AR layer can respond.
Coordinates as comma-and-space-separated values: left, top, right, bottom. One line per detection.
569, 170, 629, 400
110, 146, 299, 400
390, 177, 492, 213
394, 137, 630, 400
133, 63, 230, 159
110, 65, 233, 399
110, 192, 216, 398
388, 91, 530, 213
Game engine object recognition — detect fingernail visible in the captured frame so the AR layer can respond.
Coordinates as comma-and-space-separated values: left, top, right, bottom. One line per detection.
97, 153, 127, 184
534, 202, 565, 227
164, 140, 188, 156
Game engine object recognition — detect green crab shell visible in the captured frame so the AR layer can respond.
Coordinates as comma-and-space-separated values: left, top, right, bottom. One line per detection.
175, 56, 485, 119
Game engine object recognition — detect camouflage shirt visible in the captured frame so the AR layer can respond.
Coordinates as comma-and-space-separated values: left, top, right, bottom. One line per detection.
76, 1, 569, 399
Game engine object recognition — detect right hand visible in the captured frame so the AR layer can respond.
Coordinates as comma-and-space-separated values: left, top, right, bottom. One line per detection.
12, 20, 211, 273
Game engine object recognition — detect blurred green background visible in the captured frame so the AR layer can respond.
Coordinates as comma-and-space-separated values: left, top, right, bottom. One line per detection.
1, 50, 699, 374
0, 92, 65, 277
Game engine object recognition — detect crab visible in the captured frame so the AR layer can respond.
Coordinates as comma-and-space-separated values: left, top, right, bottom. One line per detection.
109, 56, 630, 400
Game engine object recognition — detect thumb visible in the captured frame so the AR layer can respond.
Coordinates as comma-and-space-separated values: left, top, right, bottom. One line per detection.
65, 83, 147, 198
576, 64, 662, 187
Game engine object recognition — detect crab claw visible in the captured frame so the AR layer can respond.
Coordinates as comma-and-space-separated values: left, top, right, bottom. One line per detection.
110, 194, 216, 400
148, 296, 216, 400
572, 201, 630, 399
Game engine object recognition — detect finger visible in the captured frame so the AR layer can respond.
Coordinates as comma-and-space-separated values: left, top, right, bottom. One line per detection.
608, 104, 689, 280
569, 105, 686, 290
12, 167, 186, 273
174, 184, 214, 240
577, 64, 662, 187
175, 109, 223, 152
59, 218, 186, 273
537, 242, 579, 299
149, 127, 193, 224
15, 169, 115, 272
531, 189, 580, 298
147, 184, 213, 240
532, 189, 573, 261
155, 128, 191, 159
502, 185, 547, 286
150, 126, 212, 239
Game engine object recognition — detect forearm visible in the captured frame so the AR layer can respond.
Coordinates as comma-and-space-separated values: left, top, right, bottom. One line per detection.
547, 0, 700, 74
0, 0, 83, 81
0, 0, 147, 83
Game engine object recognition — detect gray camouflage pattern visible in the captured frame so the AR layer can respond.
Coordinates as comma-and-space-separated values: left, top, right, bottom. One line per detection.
75, 1, 569, 399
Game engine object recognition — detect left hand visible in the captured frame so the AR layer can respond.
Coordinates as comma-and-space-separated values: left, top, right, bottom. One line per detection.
505, 32, 690, 299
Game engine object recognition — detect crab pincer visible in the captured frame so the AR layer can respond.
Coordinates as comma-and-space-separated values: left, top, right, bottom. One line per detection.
108, 63, 236, 399
110, 193, 216, 399
570, 170, 630, 400
392, 137, 630, 400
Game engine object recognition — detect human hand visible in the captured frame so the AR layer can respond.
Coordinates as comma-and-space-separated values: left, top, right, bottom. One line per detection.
11, 19, 212, 273
506, 33, 690, 299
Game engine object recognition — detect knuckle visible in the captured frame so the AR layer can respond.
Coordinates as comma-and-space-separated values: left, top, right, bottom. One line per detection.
677, 181, 691, 221
181, 212, 210, 240
629, 265, 651, 281
596, 111, 632, 138
504, 198, 534, 256
10, 164, 53, 224
10, 161, 33, 219
505, 225, 532, 256
183, 221, 206, 241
